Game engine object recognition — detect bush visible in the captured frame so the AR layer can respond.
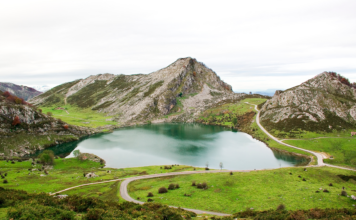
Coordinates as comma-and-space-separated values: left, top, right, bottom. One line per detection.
230, 171, 233, 175
201, 182, 208, 189
329, 183, 333, 186
4, 173, 7, 177
175, 184, 180, 189
158, 187, 168, 194
205, 167, 209, 170
46, 112, 53, 116
3, 180, 8, 184
147, 192, 153, 197
197, 183, 203, 189
192, 181, 196, 186
39, 150, 55, 165
276, 204, 286, 210
323, 189, 329, 193
168, 183, 176, 190
147, 198, 154, 202
302, 178, 306, 181
341, 190, 347, 196
85, 208, 105, 220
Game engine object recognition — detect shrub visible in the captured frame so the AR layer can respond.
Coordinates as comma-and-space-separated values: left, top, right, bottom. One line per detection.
175, 184, 180, 189
85, 208, 105, 220
39, 150, 55, 165
191, 181, 196, 186
230, 171, 233, 175
63, 124, 69, 129
201, 182, 208, 189
329, 183, 333, 186
168, 183, 176, 190
12, 115, 21, 126
197, 183, 203, 189
3, 180, 8, 184
205, 167, 209, 170
1, 175, 4, 179
341, 191, 347, 196
46, 112, 53, 116
315, 191, 320, 193
11, 161, 15, 164
158, 187, 168, 194
147, 192, 153, 197
276, 204, 286, 211
4, 173, 7, 177
147, 198, 154, 202
323, 189, 329, 193
302, 178, 306, 181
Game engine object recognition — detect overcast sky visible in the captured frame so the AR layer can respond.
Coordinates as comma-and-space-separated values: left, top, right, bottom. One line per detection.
1, 0, 355, 92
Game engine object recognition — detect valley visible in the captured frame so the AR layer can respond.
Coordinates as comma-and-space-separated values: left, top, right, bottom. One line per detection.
1, 58, 356, 219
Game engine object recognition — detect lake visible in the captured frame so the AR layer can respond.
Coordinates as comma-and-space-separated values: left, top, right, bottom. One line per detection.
46, 123, 307, 169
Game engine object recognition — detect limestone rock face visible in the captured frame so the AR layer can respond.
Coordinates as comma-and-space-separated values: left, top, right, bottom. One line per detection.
260, 72, 356, 132
30, 57, 237, 124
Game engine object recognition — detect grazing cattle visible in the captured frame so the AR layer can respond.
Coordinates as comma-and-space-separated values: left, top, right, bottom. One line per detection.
351, 132, 356, 137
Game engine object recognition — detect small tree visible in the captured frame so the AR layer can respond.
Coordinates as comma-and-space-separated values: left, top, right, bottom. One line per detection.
219, 162, 223, 170
46, 112, 53, 117
206, 161, 209, 169
39, 150, 55, 165
12, 116, 21, 126
232, 117, 237, 127
73, 150, 81, 158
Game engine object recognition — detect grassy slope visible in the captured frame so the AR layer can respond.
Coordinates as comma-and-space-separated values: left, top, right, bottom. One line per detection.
40, 105, 118, 128
0, 158, 205, 194
285, 138, 356, 167
129, 166, 356, 214
197, 98, 316, 164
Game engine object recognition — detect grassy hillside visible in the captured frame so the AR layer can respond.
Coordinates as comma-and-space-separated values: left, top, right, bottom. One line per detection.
128, 166, 356, 214
0, 158, 205, 194
40, 104, 118, 128
196, 98, 315, 164
284, 138, 356, 167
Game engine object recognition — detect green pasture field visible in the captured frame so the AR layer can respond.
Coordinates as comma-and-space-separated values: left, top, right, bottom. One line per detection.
285, 138, 356, 168
128, 166, 356, 214
0, 158, 205, 194
39, 105, 118, 128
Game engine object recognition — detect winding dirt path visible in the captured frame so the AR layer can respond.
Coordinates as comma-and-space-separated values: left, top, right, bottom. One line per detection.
246, 102, 355, 171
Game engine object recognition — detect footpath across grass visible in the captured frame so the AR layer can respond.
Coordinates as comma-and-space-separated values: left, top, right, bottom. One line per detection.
128, 166, 356, 214
0, 158, 205, 195
285, 138, 356, 168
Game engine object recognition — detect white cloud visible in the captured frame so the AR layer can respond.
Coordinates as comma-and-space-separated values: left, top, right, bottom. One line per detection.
0, 0, 355, 91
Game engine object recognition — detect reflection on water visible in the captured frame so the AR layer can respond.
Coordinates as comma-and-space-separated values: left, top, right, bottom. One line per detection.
39, 123, 306, 169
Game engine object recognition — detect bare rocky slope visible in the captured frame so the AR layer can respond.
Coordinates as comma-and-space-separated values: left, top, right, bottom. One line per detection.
260, 72, 356, 134
0, 82, 42, 101
30, 57, 245, 125
0, 89, 96, 157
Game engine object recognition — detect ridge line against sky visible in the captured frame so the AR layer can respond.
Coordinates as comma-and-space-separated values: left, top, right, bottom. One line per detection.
0, 0, 355, 92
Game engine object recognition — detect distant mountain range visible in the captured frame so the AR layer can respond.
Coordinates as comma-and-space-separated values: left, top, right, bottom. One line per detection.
0, 82, 42, 101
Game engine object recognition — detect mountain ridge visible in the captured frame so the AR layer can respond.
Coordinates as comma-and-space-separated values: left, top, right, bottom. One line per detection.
0, 82, 42, 101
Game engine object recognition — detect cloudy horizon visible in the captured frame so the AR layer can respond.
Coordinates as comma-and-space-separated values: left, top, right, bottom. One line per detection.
1, 0, 355, 93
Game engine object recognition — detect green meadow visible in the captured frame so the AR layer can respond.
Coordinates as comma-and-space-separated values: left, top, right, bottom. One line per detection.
128, 166, 356, 214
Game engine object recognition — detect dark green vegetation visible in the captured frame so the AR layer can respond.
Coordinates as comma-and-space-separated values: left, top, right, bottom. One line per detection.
0, 187, 196, 220
129, 167, 356, 214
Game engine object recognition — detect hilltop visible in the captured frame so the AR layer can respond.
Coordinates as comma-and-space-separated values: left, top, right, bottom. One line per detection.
260, 72, 356, 136
0, 82, 42, 101
30, 58, 244, 125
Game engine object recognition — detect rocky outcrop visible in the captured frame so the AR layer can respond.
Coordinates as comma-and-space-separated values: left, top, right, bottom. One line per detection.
30, 58, 237, 124
260, 72, 356, 132
0, 92, 96, 157
0, 82, 42, 101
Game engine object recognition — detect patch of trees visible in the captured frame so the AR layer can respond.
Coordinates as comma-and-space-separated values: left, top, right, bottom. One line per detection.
1, 91, 31, 105
327, 72, 356, 88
